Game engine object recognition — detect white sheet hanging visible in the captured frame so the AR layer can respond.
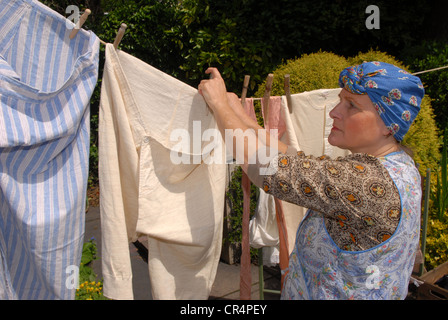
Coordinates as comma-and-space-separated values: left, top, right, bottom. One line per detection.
99, 44, 226, 300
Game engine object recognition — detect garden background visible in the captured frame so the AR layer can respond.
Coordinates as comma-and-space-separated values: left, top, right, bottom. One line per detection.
41, 0, 448, 297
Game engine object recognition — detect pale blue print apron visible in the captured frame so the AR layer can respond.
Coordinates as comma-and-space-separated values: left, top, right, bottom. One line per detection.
282, 151, 421, 300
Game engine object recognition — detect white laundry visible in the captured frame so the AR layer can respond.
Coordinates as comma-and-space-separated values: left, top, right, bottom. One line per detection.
99, 44, 226, 300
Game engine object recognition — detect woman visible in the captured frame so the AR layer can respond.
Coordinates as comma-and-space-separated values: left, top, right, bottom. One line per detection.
199, 61, 424, 299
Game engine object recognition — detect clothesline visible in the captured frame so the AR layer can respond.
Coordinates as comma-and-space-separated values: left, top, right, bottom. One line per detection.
412, 65, 448, 75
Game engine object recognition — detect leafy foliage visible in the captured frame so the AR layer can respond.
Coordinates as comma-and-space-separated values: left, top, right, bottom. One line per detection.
407, 41, 448, 131
99, 0, 183, 79
425, 218, 448, 270
76, 238, 108, 300
432, 129, 448, 222
256, 51, 348, 95
79, 239, 98, 283
93, 0, 437, 95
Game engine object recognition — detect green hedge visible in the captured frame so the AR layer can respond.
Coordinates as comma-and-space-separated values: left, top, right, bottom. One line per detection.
407, 41, 448, 131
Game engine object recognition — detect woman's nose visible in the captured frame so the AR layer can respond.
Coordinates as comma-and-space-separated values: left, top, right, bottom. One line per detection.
330, 102, 343, 120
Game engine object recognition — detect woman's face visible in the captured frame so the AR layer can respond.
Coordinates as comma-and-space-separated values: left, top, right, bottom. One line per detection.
329, 88, 390, 154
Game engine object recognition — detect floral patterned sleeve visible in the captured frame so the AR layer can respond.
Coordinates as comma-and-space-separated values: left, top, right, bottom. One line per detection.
246, 146, 402, 251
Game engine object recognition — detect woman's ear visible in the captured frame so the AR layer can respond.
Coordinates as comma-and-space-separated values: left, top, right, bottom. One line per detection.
378, 119, 392, 138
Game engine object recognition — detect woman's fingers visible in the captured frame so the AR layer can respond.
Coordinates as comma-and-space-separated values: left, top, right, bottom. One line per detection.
198, 69, 226, 96
204, 67, 222, 79
198, 68, 230, 112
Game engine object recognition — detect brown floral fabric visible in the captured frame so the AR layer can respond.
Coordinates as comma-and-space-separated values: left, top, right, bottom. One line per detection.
261, 150, 401, 251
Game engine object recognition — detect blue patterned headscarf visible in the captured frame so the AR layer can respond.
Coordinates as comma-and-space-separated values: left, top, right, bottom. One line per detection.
339, 61, 425, 141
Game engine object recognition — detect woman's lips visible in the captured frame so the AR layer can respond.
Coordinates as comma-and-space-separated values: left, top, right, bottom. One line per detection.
331, 126, 341, 132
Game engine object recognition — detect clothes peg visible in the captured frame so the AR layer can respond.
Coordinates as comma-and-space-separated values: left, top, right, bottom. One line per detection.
241, 75, 250, 108
69, 9, 91, 40
113, 23, 127, 49
284, 74, 292, 113
284, 74, 290, 97
262, 74, 274, 127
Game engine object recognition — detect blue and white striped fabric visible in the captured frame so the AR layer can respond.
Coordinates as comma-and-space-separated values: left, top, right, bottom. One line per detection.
0, 0, 99, 299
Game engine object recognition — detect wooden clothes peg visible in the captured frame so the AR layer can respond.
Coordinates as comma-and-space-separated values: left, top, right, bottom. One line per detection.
241, 75, 250, 108
69, 9, 91, 39
284, 74, 292, 113
262, 73, 274, 127
113, 23, 127, 49
284, 74, 290, 97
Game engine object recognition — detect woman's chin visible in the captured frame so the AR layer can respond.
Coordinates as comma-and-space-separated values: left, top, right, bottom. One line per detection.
328, 133, 341, 148
328, 134, 351, 152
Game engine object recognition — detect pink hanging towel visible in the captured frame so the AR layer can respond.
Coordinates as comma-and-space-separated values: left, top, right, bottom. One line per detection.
261, 96, 286, 139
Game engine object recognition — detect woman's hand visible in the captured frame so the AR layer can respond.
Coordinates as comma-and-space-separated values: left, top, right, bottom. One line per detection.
198, 67, 287, 167
198, 68, 229, 112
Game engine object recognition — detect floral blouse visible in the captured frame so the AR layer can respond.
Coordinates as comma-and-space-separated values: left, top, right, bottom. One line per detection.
248, 148, 421, 299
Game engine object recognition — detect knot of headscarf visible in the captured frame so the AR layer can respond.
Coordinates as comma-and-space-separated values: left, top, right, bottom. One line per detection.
339, 61, 425, 141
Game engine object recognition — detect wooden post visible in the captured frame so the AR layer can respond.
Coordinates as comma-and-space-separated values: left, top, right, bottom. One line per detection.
262, 74, 274, 127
